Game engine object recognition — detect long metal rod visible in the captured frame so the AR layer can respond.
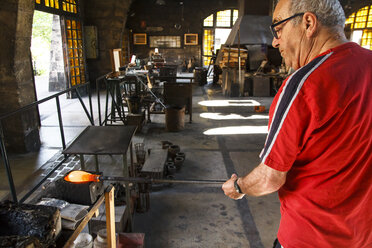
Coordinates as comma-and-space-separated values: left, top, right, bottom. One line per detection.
0, 122, 18, 203
100, 176, 226, 185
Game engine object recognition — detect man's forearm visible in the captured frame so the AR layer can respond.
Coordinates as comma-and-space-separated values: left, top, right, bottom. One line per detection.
238, 163, 287, 196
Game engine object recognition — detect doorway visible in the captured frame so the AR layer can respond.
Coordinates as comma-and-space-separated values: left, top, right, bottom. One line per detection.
31, 10, 66, 100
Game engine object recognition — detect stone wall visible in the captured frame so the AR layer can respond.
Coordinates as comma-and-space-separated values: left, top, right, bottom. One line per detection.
83, 0, 133, 82
49, 14, 66, 92
242, 0, 270, 15
0, 0, 40, 153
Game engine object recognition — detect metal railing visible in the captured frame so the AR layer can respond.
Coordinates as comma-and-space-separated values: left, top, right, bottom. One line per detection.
0, 82, 94, 203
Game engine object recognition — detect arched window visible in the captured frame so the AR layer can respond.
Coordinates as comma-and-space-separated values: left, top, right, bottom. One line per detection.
346, 5, 372, 50
202, 9, 238, 66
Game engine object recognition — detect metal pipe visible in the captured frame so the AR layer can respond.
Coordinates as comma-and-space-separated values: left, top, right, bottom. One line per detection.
104, 78, 110, 125
96, 77, 102, 125
0, 83, 90, 121
100, 176, 225, 185
133, 74, 166, 108
238, 27, 241, 89
75, 88, 94, 125
56, 96, 66, 150
88, 83, 94, 126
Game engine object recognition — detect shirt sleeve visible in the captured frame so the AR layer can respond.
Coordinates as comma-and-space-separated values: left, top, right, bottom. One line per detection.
259, 54, 332, 172
260, 77, 317, 172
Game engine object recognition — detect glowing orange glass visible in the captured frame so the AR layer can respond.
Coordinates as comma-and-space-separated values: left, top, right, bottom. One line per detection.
64, 171, 100, 183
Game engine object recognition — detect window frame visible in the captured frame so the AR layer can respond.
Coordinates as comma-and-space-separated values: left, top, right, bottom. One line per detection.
346, 5, 372, 50
34, 0, 87, 93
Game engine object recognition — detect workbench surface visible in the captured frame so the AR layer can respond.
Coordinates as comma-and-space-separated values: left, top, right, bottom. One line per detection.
63, 125, 137, 155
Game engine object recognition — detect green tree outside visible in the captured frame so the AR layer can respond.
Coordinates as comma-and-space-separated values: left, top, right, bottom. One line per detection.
31, 10, 53, 76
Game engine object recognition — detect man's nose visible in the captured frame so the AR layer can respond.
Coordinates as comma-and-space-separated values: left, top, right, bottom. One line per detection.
272, 37, 279, 48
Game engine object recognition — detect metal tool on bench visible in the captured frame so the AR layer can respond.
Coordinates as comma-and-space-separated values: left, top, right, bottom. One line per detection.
64, 170, 226, 185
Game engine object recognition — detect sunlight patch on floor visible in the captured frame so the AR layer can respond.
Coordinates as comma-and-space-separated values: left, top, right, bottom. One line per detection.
198, 99, 261, 107
200, 113, 269, 120
204, 126, 268, 135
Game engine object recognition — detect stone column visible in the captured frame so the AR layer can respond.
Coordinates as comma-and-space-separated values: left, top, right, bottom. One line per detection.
49, 14, 66, 92
0, 0, 41, 153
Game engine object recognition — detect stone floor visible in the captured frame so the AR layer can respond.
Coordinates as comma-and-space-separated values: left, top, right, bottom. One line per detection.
0, 76, 280, 248
132, 86, 279, 248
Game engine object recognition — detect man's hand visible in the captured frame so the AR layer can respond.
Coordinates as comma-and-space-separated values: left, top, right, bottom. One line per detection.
222, 174, 245, 200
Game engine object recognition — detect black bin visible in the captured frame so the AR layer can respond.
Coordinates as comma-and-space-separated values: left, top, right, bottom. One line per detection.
193, 67, 207, 85
165, 105, 185, 132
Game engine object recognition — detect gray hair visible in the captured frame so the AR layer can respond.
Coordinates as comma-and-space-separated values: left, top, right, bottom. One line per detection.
289, 0, 345, 27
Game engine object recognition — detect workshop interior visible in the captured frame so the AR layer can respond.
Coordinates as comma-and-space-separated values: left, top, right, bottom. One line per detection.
0, 0, 371, 247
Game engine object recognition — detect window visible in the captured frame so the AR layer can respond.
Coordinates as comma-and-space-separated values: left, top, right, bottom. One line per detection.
346, 5, 372, 50
204, 14, 213, 27
62, 0, 78, 14
64, 18, 85, 86
361, 30, 372, 48
35, 0, 78, 13
233, 10, 238, 24
35, 0, 60, 9
202, 9, 238, 66
203, 30, 214, 66
149, 36, 181, 48
216, 10, 231, 27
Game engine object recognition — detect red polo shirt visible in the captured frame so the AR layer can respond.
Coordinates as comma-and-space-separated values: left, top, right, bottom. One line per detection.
260, 42, 372, 247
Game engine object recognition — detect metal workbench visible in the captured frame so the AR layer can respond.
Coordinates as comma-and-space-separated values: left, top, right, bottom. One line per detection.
62, 125, 137, 231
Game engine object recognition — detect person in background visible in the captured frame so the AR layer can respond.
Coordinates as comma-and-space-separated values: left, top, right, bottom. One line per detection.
222, 0, 372, 247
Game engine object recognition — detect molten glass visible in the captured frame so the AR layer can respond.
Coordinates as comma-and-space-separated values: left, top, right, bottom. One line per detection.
64, 170, 100, 183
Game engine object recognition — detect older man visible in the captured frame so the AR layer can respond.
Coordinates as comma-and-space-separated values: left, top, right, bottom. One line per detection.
222, 0, 372, 247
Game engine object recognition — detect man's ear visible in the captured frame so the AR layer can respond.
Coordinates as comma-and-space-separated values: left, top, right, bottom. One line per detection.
302, 12, 318, 37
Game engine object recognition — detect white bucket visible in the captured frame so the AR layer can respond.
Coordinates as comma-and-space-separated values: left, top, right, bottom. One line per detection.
94, 229, 107, 248
74, 233, 93, 248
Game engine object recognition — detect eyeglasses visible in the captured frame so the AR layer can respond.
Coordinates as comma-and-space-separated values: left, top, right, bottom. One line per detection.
270, 13, 304, 39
